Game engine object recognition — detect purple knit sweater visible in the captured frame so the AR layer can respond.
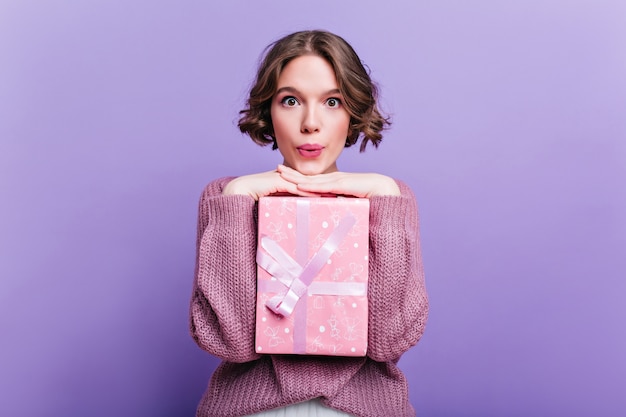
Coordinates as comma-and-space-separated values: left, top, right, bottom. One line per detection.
190, 177, 429, 417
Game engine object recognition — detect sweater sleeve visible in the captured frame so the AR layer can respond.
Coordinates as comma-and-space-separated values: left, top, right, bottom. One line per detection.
366, 180, 429, 362
189, 177, 262, 363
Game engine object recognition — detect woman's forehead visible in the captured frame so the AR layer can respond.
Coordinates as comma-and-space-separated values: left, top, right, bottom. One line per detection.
276, 55, 339, 93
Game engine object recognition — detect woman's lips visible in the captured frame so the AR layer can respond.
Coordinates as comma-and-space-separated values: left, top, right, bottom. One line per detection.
297, 144, 324, 158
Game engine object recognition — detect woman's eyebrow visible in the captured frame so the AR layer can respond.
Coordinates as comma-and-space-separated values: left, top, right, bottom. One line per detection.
275, 86, 342, 96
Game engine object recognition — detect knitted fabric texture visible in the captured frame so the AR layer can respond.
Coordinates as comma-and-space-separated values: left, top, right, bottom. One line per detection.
190, 177, 428, 417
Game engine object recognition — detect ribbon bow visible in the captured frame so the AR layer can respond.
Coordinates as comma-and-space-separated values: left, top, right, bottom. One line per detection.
256, 200, 356, 317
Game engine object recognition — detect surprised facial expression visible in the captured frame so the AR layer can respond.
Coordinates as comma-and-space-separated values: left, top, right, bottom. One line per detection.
270, 55, 351, 175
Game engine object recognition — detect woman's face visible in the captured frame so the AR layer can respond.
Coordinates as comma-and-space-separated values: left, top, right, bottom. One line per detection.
270, 55, 350, 175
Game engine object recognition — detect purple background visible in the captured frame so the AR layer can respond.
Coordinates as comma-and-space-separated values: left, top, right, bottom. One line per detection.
1, 1, 625, 416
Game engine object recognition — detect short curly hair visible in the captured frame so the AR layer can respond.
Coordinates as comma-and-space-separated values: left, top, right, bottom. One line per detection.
238, 30, 390, 152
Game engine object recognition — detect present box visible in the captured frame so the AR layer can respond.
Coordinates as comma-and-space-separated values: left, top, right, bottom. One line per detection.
255, 196, 369, 356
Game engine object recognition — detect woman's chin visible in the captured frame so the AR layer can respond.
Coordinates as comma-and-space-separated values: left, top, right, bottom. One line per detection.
289, 161, 337, 176
297, 168, 323, 176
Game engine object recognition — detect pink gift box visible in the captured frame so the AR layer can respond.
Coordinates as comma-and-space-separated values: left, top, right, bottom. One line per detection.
255, 196, 369, 356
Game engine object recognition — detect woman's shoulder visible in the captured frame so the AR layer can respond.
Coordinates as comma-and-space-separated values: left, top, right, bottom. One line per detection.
200, 176, 238, 198
367, 178, 419, 222
384, 178, 417, 201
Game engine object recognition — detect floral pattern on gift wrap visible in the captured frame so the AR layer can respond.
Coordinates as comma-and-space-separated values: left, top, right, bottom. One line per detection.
347, 210, 366, 237
328, 344, 344, 355
330, 209, 341, 227
333, 296, 345, 308
264, 326, 285, 348
267, 221, 288, 242
348, 262, 364, 281
331, 267, 343, 281
343, 316, 366, 341
308, 336, 324, 353
328, 314, 341, 340
333, 240, 348, 257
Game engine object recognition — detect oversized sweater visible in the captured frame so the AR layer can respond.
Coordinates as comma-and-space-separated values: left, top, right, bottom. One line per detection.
190, 177, 429, 417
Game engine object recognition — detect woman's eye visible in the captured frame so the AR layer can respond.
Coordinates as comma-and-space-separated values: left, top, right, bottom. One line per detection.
281, 96, 299, 107
326, 98, 341, 108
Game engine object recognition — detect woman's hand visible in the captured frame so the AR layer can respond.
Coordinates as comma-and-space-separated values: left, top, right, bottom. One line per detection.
277, 165, 401, 197
222, 169, 320, 200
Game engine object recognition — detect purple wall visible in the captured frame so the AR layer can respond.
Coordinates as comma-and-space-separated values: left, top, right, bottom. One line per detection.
1, 1, 624, 416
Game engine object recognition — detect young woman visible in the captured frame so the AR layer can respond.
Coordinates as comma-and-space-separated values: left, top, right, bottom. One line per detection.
190, 30, 428, 417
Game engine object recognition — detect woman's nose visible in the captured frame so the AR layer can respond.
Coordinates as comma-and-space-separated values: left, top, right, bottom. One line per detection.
301, 107, 321, 133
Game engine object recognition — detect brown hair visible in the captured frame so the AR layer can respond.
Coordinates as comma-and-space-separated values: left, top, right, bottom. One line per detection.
238, 30, 390, 152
